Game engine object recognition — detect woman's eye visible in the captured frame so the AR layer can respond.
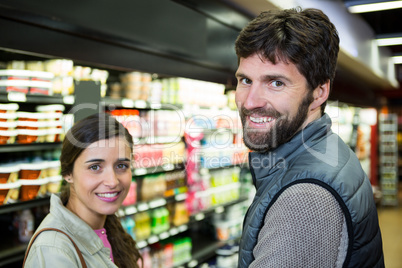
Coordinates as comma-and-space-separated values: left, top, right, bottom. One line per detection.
89, 165, 101, 171
272, 80, 284, 88
117, 163, 129, 170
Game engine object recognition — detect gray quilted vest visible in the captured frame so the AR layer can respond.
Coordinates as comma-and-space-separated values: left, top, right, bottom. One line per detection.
238, 114, 384, 268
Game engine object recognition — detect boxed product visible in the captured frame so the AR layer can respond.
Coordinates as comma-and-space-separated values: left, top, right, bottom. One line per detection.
0, 129, 18, 144
19, 178, 48, 201
0, 103, 19, 113
19, 162, 48, 180
0, 165, 20, 183
0, 181, 21, 205
47, 175, 63, 194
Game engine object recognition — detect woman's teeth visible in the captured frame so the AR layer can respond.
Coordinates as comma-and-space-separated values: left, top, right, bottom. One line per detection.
96, 192, 118, 198
250, 116, 273, 123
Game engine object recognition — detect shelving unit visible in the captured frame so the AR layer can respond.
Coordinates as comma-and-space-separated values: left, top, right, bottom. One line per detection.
0, 1, 252, 264
379, 113, 399, 206
0, 76, 249, 268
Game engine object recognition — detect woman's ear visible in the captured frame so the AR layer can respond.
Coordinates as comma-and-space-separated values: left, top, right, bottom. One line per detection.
64, 175, 73, 183
310, 80, 330, 111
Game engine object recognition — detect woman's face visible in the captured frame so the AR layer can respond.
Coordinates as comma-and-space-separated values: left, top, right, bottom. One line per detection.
64, 136, 132, 229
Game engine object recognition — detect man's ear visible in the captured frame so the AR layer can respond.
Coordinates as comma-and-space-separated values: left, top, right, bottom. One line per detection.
310, 80, 330, 111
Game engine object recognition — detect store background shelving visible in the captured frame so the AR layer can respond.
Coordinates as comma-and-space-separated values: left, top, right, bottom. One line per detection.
0, 0, 396, 267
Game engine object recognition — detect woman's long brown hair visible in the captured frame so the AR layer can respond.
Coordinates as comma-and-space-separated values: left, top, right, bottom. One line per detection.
60, 113, 142, 267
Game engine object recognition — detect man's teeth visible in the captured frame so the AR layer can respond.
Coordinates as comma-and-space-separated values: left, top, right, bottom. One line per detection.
250, 116, 273, 123
97, 193, 118, 198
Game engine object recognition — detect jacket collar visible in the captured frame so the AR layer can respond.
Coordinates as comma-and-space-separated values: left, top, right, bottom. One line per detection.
50, 194, 105, 255
248, 114, 333, 189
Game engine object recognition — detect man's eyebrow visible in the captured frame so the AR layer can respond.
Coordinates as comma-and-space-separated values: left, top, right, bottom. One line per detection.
262, 74, 291, 82
235, 72, 248, 78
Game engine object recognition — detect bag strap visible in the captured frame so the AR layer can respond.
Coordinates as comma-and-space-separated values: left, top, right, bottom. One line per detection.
23, 227, 87, 268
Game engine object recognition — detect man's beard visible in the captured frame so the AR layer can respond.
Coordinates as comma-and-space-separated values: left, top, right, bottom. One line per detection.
240, 92, 314, 153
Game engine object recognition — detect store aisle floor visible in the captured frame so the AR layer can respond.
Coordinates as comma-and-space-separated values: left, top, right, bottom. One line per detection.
377, 183, 402, 268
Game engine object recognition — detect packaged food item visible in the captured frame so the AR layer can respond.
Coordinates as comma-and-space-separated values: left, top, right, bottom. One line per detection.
45, 160, 61, 177
0, 165, 20, 183
17, 111, 45, 122
122, 180, 137, 206
47, 175, 63, 194
19, 178, 49, 201
0, 181, 20, 205
18, 209, 34, 243
0, 121, 17, 131
0, 129, 17, 144
0, 112, 17, 122
16, 120, 48, 130
17, 129, 47, 143
0, 103, 19, 113
35, 104, 65, 114
46, 128, 63, 143
19, 162, 48, 180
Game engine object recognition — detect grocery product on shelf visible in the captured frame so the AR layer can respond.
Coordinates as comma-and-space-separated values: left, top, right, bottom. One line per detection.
0, 69, 54, 95
18, 209, 35, 243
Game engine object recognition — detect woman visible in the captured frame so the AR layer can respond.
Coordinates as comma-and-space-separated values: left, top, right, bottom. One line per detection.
23, 113, 142, 268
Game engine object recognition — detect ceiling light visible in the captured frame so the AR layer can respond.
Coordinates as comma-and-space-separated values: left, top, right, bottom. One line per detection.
392, 56, 402, 64
377, 37, 402, 46
348, 1, 402, 13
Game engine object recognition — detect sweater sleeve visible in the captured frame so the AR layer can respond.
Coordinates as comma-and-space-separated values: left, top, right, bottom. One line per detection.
250, 183, 348, 268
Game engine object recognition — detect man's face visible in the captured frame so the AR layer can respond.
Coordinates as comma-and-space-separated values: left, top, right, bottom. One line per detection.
235, 53, 316, 152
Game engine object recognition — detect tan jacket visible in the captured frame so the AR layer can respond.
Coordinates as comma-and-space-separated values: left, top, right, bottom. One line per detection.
24, 194, 117, 268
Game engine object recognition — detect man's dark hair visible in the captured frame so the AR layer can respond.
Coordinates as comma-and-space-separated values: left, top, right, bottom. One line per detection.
235, 7, 340, 114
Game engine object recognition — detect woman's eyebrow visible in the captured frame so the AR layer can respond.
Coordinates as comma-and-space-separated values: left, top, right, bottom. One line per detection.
85, 159, 105, 163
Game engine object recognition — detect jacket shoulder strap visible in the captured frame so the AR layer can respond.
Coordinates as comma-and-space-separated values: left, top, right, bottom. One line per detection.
22, 227, 87, 268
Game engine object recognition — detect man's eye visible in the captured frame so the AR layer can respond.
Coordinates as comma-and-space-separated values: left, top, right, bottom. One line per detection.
241, 78, 252, 85
272, 80, 284, 87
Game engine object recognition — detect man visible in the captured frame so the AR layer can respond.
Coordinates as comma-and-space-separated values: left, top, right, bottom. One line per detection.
235, 8, 384, 268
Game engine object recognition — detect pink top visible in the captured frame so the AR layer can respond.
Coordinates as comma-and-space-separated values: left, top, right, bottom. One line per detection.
94, 228, 114, 263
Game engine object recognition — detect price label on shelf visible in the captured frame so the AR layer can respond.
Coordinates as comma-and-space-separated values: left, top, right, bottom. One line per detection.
124, 206, 137, 215
215, 206, 224, 214
121, 98, 135, 108
149, 198, 166, 209
187, 260, 198, 268
169, 227, 179, 236
195, 213, 205, 221
63, 95, 75, 104
150, 103, 162, 109
137, 241, 148, 249
134, 168, 147, 176
178, 225, 188, 232
148, 235, 159, 245
159, 232, 169, 240
175, 193, 187, 202
134, 100, 147, 109
8, 92, 26, 102
137, 203, 149, 212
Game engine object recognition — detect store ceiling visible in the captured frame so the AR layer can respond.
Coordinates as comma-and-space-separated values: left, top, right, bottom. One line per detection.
342, 0, 402, 85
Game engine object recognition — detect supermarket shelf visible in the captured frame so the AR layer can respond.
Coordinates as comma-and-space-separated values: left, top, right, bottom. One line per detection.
136, 224, 190, 249
0, 196, 50, 215
0, 92, 74, 105
0, 142, 62, 153
189, 196, 248, 224
0, 243, 26, 267
128, 196, 248, 249
102, 97, 182, 110
132, 162, 185, 176
133, 136, 184, 145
